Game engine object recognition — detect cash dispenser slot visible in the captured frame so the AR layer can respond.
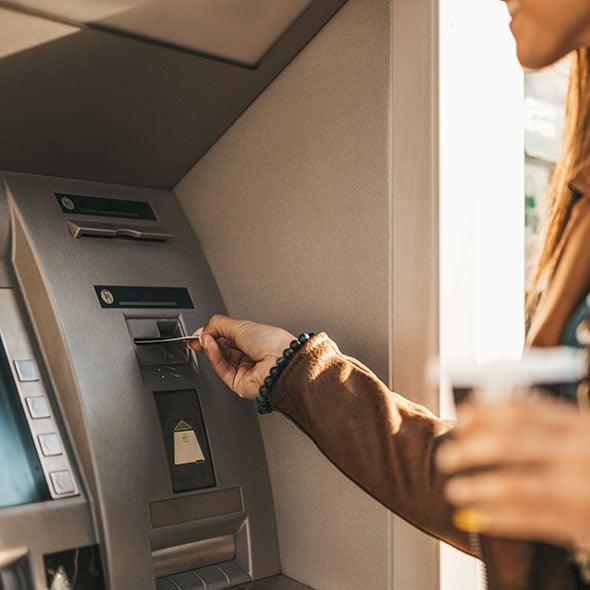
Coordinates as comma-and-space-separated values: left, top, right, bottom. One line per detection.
153, 536, 235, 578
67, 220, 173, 243
156, 559, 251, 590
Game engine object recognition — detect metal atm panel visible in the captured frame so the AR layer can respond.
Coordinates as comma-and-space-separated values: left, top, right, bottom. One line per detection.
0, 171, 297, 589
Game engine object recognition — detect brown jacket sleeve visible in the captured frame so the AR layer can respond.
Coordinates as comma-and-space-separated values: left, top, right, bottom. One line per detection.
270, 332, 472, 554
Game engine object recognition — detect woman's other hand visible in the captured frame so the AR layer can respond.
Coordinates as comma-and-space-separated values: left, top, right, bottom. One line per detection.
436, 396, 590, 548
188, 315, 295, 400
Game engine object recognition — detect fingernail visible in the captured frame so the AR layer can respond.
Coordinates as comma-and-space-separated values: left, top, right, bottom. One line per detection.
445, 479, 469, 503
453, 508, 490, 533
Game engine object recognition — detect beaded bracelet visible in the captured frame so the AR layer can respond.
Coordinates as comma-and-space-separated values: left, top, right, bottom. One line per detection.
255, 332, 316, 414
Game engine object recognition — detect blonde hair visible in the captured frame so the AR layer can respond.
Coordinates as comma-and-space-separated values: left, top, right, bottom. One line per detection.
527, 47, 590, 321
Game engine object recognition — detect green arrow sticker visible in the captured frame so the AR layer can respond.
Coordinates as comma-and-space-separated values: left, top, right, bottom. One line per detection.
174, 420, 193, 432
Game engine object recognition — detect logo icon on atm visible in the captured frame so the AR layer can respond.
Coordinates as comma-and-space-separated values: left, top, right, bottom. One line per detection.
99, 289, 114, 305
60, 196, 75, 211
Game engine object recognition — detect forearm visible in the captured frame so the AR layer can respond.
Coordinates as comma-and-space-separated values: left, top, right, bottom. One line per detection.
270, 332, 471, 554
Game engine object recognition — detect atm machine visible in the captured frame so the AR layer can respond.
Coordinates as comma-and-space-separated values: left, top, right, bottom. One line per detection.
0, 173, 290, 589
0, 1, 351, 588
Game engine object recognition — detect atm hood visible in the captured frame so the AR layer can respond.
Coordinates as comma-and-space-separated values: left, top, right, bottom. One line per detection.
1, 0, 316, 66
0, 0, 347, 187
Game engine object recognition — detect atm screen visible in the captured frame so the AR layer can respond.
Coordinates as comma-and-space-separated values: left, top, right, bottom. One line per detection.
0, 340, 49, 508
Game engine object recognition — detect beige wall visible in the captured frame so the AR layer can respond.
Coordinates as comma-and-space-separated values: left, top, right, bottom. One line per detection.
175, 0, 439, 587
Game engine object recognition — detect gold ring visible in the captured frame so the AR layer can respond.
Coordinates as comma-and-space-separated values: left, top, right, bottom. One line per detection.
453, 508, 490, 533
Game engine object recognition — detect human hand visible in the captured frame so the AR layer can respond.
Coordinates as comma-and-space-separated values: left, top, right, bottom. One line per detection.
436, 396, 590, 548
188, 314, 295, 400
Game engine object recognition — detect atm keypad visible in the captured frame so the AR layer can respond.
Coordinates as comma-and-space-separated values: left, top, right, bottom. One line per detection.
0, 289, 80, 501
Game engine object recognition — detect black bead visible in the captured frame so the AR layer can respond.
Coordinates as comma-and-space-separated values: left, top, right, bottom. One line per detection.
255, 332, 315, 415
256, 397, 271, 414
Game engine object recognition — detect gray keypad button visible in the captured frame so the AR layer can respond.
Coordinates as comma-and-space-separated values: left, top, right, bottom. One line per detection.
38, 433, 63, 457
49, 470, 75, 495
14, 359, 39, 382
25, 396, 51, 419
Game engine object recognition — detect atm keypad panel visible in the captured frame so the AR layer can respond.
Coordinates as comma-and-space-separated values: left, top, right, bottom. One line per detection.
0, 289, 79, 503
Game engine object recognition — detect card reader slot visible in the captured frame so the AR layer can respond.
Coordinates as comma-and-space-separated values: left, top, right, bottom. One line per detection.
67, 220, 173, 243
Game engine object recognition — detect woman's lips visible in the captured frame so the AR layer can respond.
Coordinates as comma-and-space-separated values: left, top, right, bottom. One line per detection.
505, 0, 521, 19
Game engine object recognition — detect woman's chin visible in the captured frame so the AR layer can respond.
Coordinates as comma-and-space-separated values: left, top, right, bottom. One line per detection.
516, 44, 570, 70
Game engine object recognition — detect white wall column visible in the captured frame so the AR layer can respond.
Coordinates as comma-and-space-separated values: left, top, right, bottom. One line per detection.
439, 0, 524, 588
176, 0, 444, 587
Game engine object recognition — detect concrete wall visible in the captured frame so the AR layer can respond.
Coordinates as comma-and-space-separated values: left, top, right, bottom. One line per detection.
175, 0, 439, 587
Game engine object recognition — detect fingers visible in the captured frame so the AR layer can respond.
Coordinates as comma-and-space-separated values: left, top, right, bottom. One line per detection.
199, 315, 250, 347
452, 502, 576, 545
199, 334, 238, 392
449, 473, 581, 546
437, 397, 590, 546
444, 466, 561, 507
188, 314, 300, 400
188, 318, 240, 353
187, 327, 203, 351
436, 398, 576, 474
190, 314, 295, 362
190, 327, 262, 400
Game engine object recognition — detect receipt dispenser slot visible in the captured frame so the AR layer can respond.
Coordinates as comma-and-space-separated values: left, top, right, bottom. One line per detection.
67, 220, 173, 243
